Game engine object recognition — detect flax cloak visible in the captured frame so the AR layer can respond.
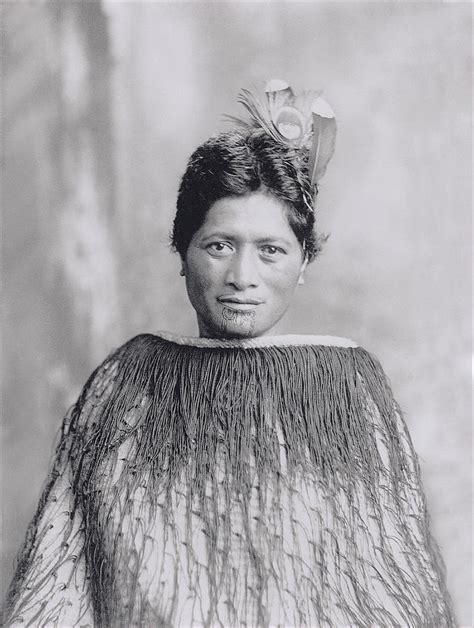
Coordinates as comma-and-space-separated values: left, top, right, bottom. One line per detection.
3, 333, 455, 627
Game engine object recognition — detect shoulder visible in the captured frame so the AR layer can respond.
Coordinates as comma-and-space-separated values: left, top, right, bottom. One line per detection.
114, 332, 167, 353
98, 333, 169, 367
77, 334, 164, 400
70, 334, 166, 435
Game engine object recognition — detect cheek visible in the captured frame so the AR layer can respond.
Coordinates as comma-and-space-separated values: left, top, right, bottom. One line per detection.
185, 253, 223, 296
265, 262, 302, 299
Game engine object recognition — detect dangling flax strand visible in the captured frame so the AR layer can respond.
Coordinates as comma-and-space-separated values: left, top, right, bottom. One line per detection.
4, 334, 455, 627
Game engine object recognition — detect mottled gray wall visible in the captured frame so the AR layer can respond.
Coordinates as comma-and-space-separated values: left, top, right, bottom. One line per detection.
2, 2, 471, 622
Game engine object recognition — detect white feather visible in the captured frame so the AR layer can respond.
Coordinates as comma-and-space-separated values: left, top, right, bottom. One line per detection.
308, 97, 337, 185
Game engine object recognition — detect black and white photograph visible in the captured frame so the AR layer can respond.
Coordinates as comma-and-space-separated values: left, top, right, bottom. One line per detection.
1, 2, 471, 626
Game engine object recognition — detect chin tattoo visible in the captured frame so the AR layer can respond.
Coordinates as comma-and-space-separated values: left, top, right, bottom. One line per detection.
221, 307, 256, 337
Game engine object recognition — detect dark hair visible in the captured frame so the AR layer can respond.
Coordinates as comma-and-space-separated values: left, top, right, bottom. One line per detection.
171, 129, 324, 261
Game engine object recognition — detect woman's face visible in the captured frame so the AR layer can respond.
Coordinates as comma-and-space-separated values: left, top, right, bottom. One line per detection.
183, 191, 307, 339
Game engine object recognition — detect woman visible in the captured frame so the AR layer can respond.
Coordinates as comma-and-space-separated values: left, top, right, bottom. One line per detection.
4, 82, 454, 627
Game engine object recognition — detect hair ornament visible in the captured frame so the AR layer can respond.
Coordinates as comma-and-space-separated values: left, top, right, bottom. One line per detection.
227, 79, 337, 186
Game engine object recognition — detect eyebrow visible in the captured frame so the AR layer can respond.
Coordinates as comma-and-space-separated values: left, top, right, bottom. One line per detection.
256, 237, 293, 247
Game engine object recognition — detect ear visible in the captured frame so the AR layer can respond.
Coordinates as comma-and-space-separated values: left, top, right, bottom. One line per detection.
180, 256, 187, 277
297, 257, 308, 286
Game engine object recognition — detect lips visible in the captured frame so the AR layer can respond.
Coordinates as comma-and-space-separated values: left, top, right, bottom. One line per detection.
217, 296, 263, 305
217, 295, 263, 309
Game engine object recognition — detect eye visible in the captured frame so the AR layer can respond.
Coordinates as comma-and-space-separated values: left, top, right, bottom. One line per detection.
260, 245, 285, 258
206, 241, 233, 256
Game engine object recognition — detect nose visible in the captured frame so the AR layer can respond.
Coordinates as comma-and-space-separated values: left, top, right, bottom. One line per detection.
225, 248, 259, 290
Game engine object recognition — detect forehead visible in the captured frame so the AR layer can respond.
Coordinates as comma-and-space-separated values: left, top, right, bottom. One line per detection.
198, 192, 296, 240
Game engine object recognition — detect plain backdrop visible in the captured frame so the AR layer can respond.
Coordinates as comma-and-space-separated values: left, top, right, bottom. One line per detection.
2, 2, 472, 623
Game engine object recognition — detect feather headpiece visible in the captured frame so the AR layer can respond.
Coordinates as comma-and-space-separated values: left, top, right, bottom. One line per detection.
227, 79, 337, 187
